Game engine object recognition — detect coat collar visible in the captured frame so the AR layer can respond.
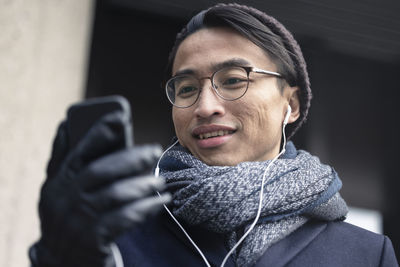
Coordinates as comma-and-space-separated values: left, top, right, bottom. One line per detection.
162, 209, 328, 267
162, 210, 236, 267
254, 220, 327, 266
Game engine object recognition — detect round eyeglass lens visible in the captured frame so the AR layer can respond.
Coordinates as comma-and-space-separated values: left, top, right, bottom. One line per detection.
166, 75, 200, 108
212, 67, 249, 100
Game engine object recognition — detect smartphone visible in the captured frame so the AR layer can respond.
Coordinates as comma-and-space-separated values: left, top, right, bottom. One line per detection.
66, 95, 134, 150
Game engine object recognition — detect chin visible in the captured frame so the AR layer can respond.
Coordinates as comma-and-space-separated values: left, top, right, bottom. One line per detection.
184, 143, 241, 166
198, 154, 239, 167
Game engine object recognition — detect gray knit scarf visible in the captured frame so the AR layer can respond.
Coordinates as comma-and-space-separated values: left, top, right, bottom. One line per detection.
159, 141, 348, 267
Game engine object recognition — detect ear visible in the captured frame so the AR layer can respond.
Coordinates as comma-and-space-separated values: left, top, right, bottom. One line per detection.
286, 86, 300, 124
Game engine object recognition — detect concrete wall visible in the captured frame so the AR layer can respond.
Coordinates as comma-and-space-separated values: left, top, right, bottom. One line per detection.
0, 1, 94, 266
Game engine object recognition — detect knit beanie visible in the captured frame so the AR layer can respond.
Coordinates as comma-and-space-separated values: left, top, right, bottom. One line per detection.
165, 3, 312, 139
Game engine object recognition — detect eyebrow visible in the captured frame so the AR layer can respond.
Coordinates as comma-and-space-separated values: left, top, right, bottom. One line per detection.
173, 58, 252, 77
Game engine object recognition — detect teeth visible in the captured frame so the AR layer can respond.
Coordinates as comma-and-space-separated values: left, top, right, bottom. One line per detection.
198, 130, 232, 140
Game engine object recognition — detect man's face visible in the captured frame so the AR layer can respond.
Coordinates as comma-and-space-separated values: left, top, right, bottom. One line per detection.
172, 27, 298, 166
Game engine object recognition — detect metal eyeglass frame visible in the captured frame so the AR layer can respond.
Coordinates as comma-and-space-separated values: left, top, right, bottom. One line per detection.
165, 66, 283, 108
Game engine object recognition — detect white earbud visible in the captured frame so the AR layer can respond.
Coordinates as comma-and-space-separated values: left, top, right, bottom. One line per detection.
283, 105, 292, 125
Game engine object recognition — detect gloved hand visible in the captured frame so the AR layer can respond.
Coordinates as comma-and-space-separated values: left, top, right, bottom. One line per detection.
29, 112, 171, 267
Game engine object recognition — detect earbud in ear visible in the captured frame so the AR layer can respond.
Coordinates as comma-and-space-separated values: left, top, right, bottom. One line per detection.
283, 105, 292, 125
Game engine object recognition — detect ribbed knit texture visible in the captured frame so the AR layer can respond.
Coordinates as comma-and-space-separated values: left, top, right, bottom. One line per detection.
160, 142, 348, 266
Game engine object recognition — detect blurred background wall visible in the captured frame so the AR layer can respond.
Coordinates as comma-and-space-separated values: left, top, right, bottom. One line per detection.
0, 1, 94, 266
0, 0, 399, 266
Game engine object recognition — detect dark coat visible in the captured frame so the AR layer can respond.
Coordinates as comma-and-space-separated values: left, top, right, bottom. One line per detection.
116, 211, 399, 267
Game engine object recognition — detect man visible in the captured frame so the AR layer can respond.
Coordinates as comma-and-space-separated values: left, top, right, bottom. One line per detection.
29, 3, 398, 267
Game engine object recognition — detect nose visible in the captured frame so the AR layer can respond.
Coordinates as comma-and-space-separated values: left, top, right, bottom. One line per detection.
193, 80, 225, 119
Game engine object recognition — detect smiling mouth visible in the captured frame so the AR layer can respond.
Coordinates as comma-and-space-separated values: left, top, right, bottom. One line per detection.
197, 130, 235, 140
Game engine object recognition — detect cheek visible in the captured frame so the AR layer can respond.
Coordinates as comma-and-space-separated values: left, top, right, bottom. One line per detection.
235, 96, 282, 139
172, 110, 182, 132
239, 103, 270, 136
172, 109, 189, 142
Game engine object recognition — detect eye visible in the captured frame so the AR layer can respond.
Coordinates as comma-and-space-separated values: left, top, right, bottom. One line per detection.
219, 76, 247, 90
177, 86, 198, 98
222, 77, 246, 86
215, 67, 248, 90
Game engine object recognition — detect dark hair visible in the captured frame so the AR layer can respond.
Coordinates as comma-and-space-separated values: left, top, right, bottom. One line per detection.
164, 3, 312, 139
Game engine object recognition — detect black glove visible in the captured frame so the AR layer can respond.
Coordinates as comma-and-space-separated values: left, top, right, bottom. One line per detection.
29, 112, 171, 267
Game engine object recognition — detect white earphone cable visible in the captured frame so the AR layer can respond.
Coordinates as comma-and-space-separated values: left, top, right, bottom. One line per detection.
220, 115, 288, 267
110, 242, 124, 267
155, 140, 212, 267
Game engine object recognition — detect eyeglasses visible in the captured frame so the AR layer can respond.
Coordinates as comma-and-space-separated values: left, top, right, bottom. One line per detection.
165, 66, 283, 108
